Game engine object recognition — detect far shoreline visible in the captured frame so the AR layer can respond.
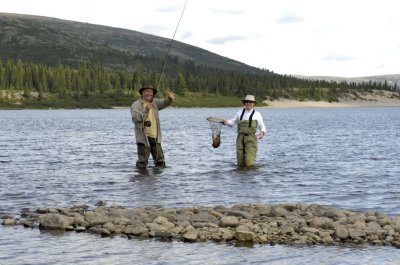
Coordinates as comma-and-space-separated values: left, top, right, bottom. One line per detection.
2, 91, 400, 110
262, 99, 400, 108
262, 92, 400, 108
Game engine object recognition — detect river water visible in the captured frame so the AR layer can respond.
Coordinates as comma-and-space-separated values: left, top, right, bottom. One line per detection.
1, 107, 399, 264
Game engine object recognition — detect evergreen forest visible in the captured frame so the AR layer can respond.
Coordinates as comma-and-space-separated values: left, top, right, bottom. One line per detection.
0, 59, 399, 109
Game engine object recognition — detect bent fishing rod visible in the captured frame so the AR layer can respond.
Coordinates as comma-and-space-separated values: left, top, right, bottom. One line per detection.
155, 0, 188, 91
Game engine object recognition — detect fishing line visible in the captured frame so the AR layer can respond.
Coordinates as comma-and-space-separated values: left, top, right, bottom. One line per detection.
155, 0, 188, 90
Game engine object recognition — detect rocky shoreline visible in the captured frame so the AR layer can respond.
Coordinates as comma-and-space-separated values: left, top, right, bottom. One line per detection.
2, 203, 400, 248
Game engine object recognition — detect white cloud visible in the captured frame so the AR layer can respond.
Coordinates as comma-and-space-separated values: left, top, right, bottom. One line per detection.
276, 12, 304, 24
2, 0, 400, 77
207, 36, 247, 45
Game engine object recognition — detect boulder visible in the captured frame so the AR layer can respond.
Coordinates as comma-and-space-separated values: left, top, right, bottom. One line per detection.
39, 214, 73, 230
220, 216, 239, 227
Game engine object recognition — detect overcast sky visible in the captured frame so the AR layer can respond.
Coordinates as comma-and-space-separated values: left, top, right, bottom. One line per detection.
2, 0, 400, 77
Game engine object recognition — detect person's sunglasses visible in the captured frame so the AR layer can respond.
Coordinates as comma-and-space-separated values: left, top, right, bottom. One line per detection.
244, 101, 254, 103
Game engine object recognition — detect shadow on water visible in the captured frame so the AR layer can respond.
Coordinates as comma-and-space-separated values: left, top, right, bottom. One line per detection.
232, 163, 265, 178
130, 166, 166, 180
234, 164, 264, 172
39, 229, 68, 237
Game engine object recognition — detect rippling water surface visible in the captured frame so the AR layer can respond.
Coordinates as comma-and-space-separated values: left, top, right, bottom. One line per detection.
1, 107, 400, 264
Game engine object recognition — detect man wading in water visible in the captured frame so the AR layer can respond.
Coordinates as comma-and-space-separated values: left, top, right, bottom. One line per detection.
130, 84, 175, 169
223, 95, 266, 167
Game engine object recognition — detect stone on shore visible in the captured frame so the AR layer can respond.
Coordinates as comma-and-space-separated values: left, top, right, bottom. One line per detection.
2, 203, 400, 248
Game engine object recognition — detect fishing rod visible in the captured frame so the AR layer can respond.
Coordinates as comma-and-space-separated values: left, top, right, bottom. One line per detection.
155, 0, 188, 91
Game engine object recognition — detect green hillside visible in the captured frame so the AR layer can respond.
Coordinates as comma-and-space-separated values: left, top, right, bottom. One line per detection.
0, 13, 399, 109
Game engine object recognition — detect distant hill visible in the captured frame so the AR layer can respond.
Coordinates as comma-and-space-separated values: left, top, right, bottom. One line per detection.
0, 12, 266, 74
1, 12, 399, 87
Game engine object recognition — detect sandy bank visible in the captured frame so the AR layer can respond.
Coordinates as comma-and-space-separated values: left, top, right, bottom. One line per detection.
263, 91, 400, 108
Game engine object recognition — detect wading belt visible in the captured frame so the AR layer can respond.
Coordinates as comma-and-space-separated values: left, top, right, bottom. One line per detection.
240, 108, 255, 127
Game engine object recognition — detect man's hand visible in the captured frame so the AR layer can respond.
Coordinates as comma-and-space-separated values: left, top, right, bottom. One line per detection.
166, 91, 176, 100
258, 131, 265, 139
144, 103, 152, 111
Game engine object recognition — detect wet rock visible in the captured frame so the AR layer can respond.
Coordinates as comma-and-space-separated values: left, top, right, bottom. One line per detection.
126, 219, 145, 227
147, 223, 167, 234
271, 206, 290, 217
346, 213, 365, 224
218, 228, 233, 241
236, 230, 255, 241
308, 217, 334, 229
88, 227, 111, 237
102, 222, 115, 232
36, 207, 50, 214
75, 226, 86, 232
178, 220, 191, 228
324, 209, 347, 220
38, 214, 73, 230
377, 215, 392, 227
236, 224, 252, 232
96, 200, 106, 206
209, 210, 224, 219
220, 216, 239, 227
193, 222, 206, 228
5, 203, 399, 248
280, 224, 295, 236
183, 229, 198, 242
1, 218, 15, 225
153, 216, 175, 229
198, 229, 211, 241
322, 234, 334, 244
83, 211, 111, 226
254, 204, 271, 215
334, 225, 350, 240
190, 212, 218, 223
125, 226, 148, 236
349, 228, 366, 239
20, 219, 36, 228
155, 230, 173, 238
225, 210, 254, 220
352, 221, 366, 230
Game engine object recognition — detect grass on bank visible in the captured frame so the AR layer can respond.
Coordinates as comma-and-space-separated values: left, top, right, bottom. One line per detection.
174, 95, 248, 108
0, 93, 262, 109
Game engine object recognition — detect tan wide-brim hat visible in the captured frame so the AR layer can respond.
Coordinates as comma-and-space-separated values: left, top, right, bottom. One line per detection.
139, 84, 157, 95
242, 94, 257, 104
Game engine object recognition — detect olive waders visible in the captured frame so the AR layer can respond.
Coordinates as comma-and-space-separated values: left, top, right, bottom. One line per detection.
236, 109, 258, 167
136, 137, 165, 168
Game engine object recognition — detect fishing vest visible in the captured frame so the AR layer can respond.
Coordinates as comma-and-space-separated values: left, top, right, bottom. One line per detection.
237, 109, 258, 135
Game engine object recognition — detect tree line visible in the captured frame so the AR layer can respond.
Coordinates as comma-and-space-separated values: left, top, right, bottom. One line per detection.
0, 59, 398, 105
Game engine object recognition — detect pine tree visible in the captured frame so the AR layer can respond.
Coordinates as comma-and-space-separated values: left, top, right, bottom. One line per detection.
176, 72, 187, 96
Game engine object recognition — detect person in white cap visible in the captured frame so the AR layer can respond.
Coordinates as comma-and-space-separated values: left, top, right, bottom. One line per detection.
223, 95, 266, 167
130, 84, 175, 169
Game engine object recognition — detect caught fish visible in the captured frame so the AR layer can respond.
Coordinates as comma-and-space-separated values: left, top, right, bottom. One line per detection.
212, 133, 221, 148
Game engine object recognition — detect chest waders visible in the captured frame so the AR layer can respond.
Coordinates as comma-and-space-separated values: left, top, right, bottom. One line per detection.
236, 109, 258, 167
136, 112, 166, 169
137, 137, 166, 169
